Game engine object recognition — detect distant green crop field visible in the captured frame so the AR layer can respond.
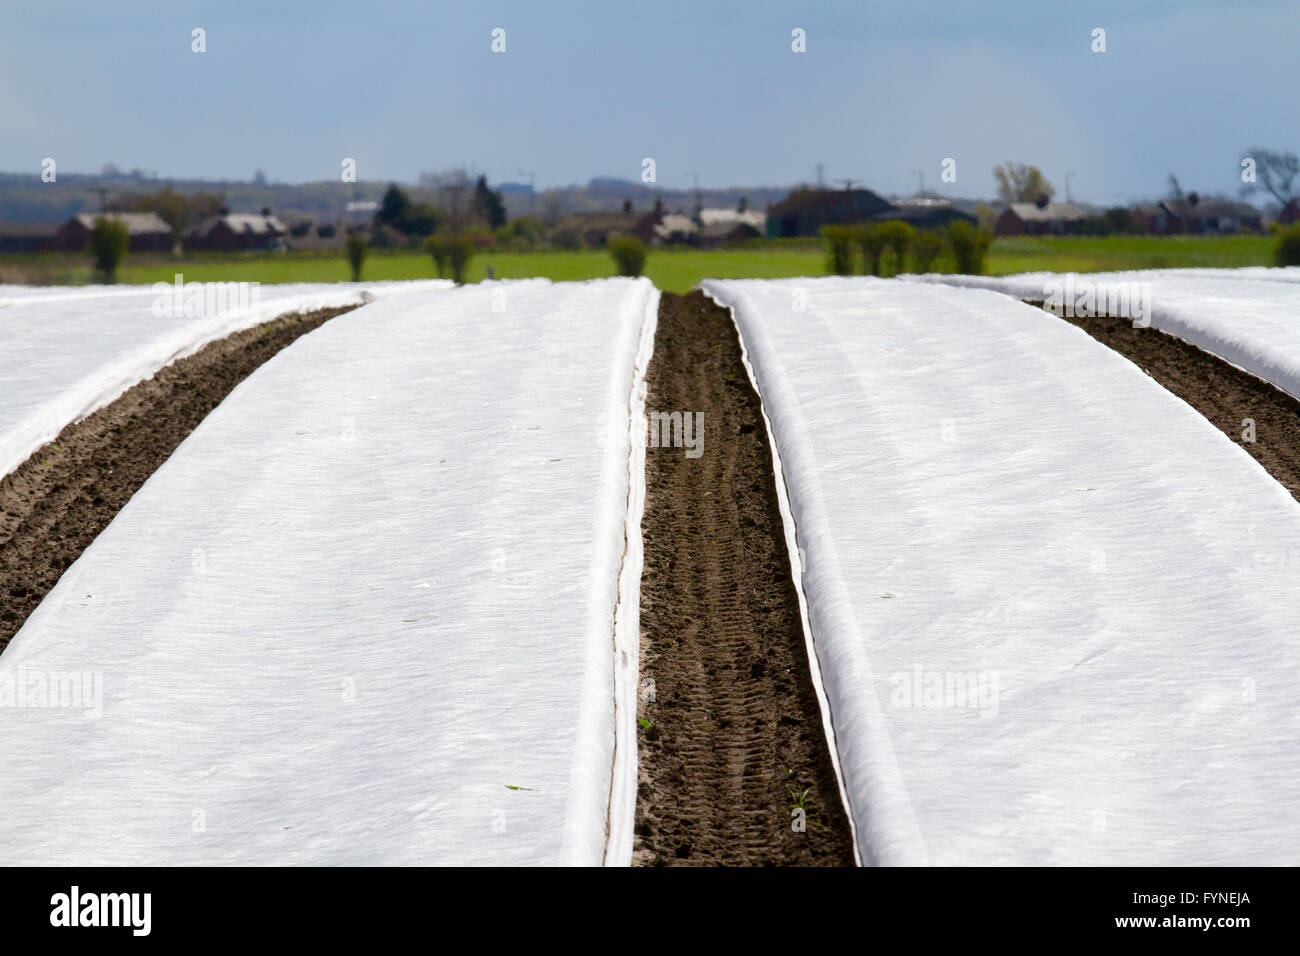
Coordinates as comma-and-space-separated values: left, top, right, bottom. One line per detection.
2, 234, 1280, 293
985, 234, 1275, 275
110, 246, 831, 294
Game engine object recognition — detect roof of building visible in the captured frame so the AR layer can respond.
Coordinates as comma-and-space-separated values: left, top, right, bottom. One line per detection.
71, 212, 172, 234
187, 213, 287, 238
1183, 198, 1260, 218
770, 188, 892, 215
654, 214, 698, 239
698, 208, 766, 229
1005, 202, 1086, 222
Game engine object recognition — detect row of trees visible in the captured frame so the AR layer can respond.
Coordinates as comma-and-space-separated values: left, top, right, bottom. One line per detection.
374, 175, 506, 239
821, 220, 990, 277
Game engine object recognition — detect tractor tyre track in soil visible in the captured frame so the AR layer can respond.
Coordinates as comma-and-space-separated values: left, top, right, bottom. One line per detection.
1028, 301, 1300, 502
0, 305, 357, 652
633, 290, 856, 866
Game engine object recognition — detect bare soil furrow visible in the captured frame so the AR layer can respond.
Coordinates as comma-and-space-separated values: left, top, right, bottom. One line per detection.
633, 290, 855, 867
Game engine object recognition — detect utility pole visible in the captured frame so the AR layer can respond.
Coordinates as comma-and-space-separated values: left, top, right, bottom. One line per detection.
912, 169, 925, 196
1065, 170, 1076, 203
815, 163, 826, 188
685, 171, 702, 217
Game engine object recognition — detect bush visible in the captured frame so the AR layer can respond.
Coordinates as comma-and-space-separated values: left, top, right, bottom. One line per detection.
912, 230, 944, 273
608, 236, 647, 277
550, 226, 582, 251
425, 234, 449, 277
854, 223, 889, 276
425, 234, 476, 283
947, 220, 992, 275
879, 220, 916, 275
820, 225, 854, 275
1274, 223, 1300, 266
89, 217, 129, 283
496, 216, 544, 250
345, 233, 367, 282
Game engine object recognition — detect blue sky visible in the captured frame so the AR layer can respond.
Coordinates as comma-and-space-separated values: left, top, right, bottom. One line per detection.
2, 0, 1297, 202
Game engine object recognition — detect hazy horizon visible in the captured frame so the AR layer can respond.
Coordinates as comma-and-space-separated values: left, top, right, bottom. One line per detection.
3, 0, 1297, 204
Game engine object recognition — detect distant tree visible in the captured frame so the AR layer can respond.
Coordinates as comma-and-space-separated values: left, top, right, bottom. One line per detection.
1241, 149, 1299, 207
421, 169, 475, 232
608, 236, 647, 277
879, 220, 916, 275
425, 234, 448, 277
376, 184, 412, 227
820, 225, 854, 275
346, 233, 367, 282
550, 225, 582, 250
947, 220, 991, 275
89, 217, 129, 283
473, 175, 508, 229
912, 230, 944, 273
993, 162, 1055, 204
541, 195, 566, 228
402, 203, 443, 237
1166, 174, 1190, 205
854, 223, 889, 276
495, 216, 544, 250
972, 201, 998, 232
375, 184, 442, 237
1275, 223, 1300, 267
425, 234, 476, 283
109, 187, 223, 240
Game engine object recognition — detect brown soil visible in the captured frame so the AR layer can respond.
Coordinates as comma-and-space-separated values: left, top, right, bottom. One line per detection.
1026, 301, 1300, 502
633, 290, 856, 866
0, 305, 357, 652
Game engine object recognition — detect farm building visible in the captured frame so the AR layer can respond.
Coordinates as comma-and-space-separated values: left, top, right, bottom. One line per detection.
875, 198, 976, 230
652, 214, 698, 245
186, 211, 288, 252
1131, 203, 1175, 234
0, 221, 59, 253
696, 206, 766, 246
994, 203, 1087, 236
1155, 198, 1263, 235
1129, 199, 1263, 235
56, 212, 174, 253
765, 188, 894, 238
283, 217, 354, 250
1188, 199, 1263, 234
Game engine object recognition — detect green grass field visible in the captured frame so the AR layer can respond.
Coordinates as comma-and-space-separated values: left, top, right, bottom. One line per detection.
1, 234, 1281, 293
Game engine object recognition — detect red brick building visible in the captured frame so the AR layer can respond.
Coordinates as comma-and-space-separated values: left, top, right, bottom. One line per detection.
57, 212, 173, 253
